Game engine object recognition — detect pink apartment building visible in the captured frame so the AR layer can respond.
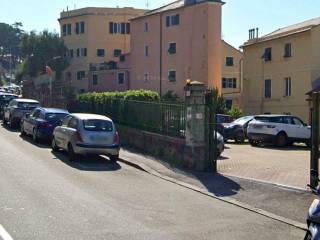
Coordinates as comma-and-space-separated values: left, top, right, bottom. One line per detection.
87, 0, 224, 98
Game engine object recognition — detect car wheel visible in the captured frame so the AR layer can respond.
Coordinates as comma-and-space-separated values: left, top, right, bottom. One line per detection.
51, 138, 59, 152
234, 131, 245, 144
110, 154, 119, 163
68, 144, 77, 161
20, 124, 26, 136
32, 128, 38, 142
275, 132, 288, 147
249, 139, 259, 147
9, 117, 15, 128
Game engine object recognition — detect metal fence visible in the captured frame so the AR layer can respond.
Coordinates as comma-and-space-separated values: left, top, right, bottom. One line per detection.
73, 99, 186, 138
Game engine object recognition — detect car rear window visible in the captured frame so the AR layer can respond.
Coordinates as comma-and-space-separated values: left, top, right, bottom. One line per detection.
254, 116, 283, 123
17, 102, 39, 109
83, 119, 113, 132
45, 113, 68, 122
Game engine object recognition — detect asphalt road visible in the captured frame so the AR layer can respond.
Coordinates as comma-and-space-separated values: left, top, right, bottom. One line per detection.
0, 124, 305, 240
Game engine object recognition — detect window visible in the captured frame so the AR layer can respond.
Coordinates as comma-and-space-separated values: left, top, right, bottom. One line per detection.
92, 74, 98, 85
114, 49, 122, 57
117, 72, 125, 85
168, 70, 176, 82
75, 22, 79, 34
226, 57, 234, 66
83, 119, 113, 132
97, 49, 105, 57
77, 71, 85, 80
62, 115, 72, 127
80, 21, 85, 34
168, 43, 176, 54
76, 48, 80, 57
62, 24, 67, 36
225, 100, 233, 110
292, 117, 305, 126
284, 43, 292, 58
126, 23, 130, 34
120, 55, 126, 62
144, 22, 149, 32
263, 48, 272, 61
80, 48, 87, 57
222, 78, 237, 88
264, 79, 272, 98
68, 118, 78, 129
80, 89, 85, 94
166, 14, 180, 27
69, 49, 74, 58
284, 77, 292, 97
109, 22, 130, 35
144, 73, 149, 82
67, 24, 71, 35
145, 46, 149, 57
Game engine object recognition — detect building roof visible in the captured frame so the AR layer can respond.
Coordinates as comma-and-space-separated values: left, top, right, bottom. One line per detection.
132, 0, 224, 20
243, 17, 320, 47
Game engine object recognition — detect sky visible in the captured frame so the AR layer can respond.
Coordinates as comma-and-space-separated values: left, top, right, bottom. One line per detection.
1, 0, 320, 48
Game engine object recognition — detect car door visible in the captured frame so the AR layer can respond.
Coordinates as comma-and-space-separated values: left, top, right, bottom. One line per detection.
23, 109, 36, 134
4, 100, 15, 121
56, 115, 73, 149
281, 116, 296, 139
292, 117, 311, 140
65, 117, 79, 148
27, 109, 41, 134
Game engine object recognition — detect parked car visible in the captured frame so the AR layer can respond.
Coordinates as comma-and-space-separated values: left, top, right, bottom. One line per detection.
247, 115, 311, 147
20, 108, 69, 142
0, 93, 19, 119
3, 99, 40, 128
216, 131, 225, 157
223, 116, 254, 143
52, 113, 120, 162
216, 114, 233, 135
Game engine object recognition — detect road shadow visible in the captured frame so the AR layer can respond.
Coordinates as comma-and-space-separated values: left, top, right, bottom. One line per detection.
52, 151, 121, 172
190, 172, 242, 197
19, 134, 51, 149
217, 155, 229, 161
1, 122, 20, 133
255, 143, 310, 152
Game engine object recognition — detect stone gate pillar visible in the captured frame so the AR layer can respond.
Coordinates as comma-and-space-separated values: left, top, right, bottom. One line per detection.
184, 81, 208, 171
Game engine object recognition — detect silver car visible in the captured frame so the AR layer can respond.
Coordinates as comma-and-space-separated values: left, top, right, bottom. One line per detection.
52, 113, 120, 162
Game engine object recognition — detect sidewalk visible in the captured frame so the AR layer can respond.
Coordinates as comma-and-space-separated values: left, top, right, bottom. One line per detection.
119, 148, 314, 227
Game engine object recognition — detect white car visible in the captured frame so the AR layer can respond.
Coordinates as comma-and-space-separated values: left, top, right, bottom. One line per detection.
247, 115, 311, 147
52, 113, 120, 162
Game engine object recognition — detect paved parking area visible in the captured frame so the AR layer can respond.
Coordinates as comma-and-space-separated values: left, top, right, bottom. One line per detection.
218, 142, 310, 190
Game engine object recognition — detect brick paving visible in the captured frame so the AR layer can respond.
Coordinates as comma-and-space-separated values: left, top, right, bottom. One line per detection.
218, 143, 310, 189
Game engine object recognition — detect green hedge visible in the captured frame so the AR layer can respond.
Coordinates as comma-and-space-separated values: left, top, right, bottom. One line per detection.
77, 89, 160, 104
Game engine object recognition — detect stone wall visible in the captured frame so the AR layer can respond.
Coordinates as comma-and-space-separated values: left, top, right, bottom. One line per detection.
117, 124, 192, 168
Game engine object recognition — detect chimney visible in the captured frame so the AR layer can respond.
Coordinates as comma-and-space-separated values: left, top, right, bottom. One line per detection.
249, 28, 259, 40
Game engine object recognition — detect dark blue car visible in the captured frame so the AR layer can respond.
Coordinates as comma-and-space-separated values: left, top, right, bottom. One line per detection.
20, 108, 69, 142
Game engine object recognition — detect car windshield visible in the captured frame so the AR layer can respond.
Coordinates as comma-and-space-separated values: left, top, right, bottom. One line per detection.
45, 113, 68, 122
0, 95, 17, 102
17, 102, 39, 109
233, 116, 253, 125
83, 119, 113, 132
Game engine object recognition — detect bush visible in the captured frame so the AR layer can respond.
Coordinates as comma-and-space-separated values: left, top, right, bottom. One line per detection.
77, 89, 160, 104
227, 107, 243, 119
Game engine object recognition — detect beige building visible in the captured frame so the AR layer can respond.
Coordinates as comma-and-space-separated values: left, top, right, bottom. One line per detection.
242, 18, 320, 122
221, 40, 243, 109
58, 7, 145, 93
130, 0, 224, 98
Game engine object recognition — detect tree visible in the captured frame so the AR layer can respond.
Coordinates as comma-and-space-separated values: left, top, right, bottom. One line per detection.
227, 107, 243, 119
0, 22, 24, 71
17, 30, 69, 81
209, 87, 227, 114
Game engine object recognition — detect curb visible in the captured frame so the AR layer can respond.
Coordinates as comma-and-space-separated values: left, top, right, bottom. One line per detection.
118, 156, 308, 231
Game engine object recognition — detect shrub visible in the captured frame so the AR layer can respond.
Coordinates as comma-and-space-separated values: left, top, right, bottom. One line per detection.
227, 107, 243, 119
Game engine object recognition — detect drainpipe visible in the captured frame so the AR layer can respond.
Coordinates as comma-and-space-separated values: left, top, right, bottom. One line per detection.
159, 13, 163, 97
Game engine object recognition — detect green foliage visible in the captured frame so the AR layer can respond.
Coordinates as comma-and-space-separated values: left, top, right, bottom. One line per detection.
17, 30, 69, 80
161, 90, 180, 102
77, 90, 160, 104
227, 107, 243, 119
0, 22, 24, 74
208, 87, 227, 114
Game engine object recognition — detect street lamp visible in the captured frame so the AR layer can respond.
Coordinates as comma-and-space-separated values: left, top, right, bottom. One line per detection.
46, 56, 62, 106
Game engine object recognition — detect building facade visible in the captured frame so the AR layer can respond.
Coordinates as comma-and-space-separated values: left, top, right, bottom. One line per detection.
242, 18, 320, 122
58, 7, 145, 93
129, 0, 224, 98
221, 40, 243, 109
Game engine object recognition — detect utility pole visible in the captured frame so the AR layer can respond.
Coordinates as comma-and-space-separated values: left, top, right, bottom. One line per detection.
311, 92, 320, 188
